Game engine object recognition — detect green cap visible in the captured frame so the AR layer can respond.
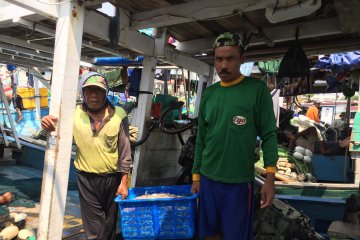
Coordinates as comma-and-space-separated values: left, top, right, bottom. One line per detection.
213, 32, 247, 51
82, 75, 107, 91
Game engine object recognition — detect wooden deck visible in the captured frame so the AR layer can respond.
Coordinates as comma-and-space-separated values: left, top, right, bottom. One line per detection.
0, 164, 86, 239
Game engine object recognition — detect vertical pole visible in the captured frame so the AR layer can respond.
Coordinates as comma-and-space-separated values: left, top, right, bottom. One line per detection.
187, 70, 190, 117
34, 76, 41, 120
193, 75, 205, 118
130, 57, 157, 187
346, 97, 351, 125
355, 75, 360, 185
37, 2, 84, 240
194, 67, 213, 118
207, 66, 216, 87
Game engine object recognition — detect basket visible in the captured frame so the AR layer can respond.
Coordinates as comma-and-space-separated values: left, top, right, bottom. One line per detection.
114, 185, 198, 239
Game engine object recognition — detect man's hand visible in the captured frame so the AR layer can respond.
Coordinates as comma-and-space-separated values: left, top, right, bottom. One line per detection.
116, 173, 128, 199
191, 181, 200, 194
116, 181, 128, 200
260, 173, 275, 208
41, 115, 58, 132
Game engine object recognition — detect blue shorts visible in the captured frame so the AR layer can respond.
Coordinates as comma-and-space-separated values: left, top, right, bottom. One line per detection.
198, 175, 254, 240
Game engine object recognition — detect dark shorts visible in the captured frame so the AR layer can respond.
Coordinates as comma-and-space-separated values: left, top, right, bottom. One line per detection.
198, 175, 254, 240
13, 96, 24, 110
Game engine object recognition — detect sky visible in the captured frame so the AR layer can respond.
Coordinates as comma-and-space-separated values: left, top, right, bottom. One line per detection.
97, 2, 115, 17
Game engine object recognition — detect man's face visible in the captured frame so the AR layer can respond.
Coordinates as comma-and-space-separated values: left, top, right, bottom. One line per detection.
214, 46, 244, 82
83, 86, 106, 110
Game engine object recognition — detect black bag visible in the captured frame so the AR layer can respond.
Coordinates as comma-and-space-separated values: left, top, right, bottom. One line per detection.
278, 32, 311, 78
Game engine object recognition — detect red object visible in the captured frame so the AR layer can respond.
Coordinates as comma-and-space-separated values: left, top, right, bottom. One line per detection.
151, 103, 162, 120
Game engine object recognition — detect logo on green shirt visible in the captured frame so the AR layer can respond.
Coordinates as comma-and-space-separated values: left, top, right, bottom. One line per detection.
233, 116, 247, 125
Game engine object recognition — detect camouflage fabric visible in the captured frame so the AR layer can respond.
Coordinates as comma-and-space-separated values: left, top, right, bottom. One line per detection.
213, 32, 247, 51
98, 68, 126, 89
82, 75, 108, 91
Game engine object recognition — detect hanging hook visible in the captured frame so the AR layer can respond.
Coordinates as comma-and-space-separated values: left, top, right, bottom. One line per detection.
295, 27, 299, 41
25, 22, 36, 39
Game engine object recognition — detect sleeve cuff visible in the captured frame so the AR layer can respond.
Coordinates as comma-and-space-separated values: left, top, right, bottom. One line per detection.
192, 174, 201, 181
266, 166, 277, 174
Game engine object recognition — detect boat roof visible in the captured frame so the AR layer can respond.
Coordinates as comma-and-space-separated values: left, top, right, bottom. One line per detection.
0, 0, 359, 70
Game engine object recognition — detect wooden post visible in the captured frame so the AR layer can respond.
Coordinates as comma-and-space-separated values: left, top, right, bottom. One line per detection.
130, 57, 157, 187
37, 2, 84, 240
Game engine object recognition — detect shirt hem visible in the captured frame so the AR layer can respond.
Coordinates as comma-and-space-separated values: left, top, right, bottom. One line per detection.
200, 170, 254, 183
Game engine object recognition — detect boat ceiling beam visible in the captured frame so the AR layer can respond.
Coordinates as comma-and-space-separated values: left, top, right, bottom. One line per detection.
12, 17, 129, 58
2, 6, 211, 75
0, 50, 52, 65
196, 37, 360, 62
177, 17, 342, 54
12, 17, 56, 36
83, 0, 105, 8
130, 0, 274, 30
84, 8, 154, 56
5, 0, 59, 20
333, 0, 360, 33
82, 40, 131, 58
0, 34, 54, 54
0, 53, 52, 68
247, 37, 360, 57
153, 27, 210, 75
0, 4, 34, 22
0, 42, 53, 60
161, 46, 210, 76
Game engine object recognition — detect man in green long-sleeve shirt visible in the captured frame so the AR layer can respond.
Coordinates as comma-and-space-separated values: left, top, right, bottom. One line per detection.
191, 32, 278, 240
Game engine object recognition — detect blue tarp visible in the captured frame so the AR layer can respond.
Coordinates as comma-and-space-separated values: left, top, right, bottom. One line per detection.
314, 51, 360, 73
94, 56, 144, 66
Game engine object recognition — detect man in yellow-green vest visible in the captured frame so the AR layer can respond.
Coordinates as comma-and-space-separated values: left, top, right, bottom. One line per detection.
41, 72, 131, 240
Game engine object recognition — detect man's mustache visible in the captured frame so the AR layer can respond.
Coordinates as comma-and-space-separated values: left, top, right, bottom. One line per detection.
219, 70, 230, 75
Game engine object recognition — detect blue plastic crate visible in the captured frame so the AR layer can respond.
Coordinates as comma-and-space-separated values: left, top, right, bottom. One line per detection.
114, 185, 198, 239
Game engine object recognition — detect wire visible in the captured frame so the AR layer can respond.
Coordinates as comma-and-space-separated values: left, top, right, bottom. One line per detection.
134, 9, 239, 24
37, 0, 74, 5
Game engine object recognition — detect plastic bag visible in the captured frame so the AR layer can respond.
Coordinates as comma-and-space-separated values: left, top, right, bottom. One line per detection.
278, 39, 311, 78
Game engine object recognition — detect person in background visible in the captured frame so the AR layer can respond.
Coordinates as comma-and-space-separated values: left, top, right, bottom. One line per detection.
41, 72, 131, 240
191, 32, 278, 240
332, 112, 346, 131
306, 99, 321, 123
13, 94, 24, 123
283, 126, 350, 155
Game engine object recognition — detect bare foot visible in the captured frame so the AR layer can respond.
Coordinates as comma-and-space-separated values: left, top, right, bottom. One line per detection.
17, 116, 23, 124
0, 192, 14, 205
